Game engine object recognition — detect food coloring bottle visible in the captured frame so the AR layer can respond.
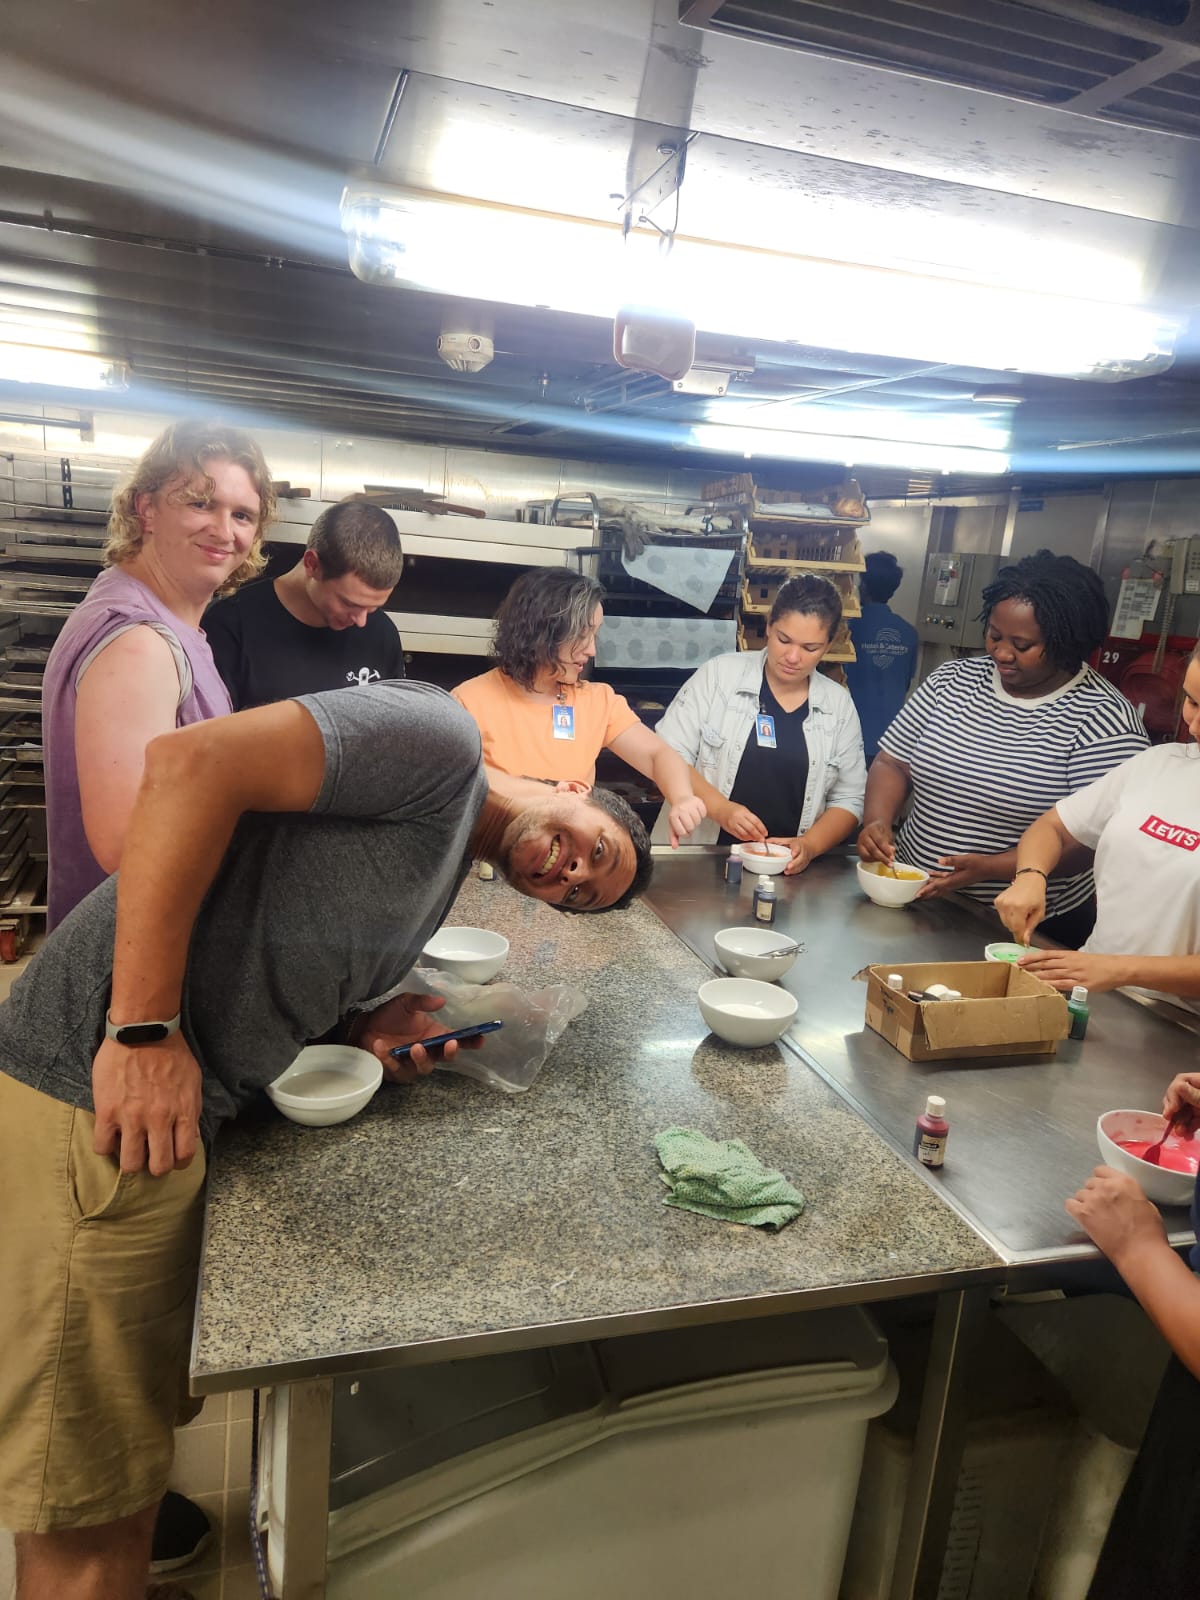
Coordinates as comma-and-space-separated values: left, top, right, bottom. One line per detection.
887, 973, 904, 991
725, 852, 743, 886
1067, 985, 1090, 1041
914, 1095, 949, 1168
752, 874, 776, 924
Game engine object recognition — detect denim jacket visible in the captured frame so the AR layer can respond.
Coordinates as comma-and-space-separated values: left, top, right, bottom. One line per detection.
651, 649, 867, 844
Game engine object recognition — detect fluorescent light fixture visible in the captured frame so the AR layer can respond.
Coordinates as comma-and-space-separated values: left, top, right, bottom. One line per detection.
341, 185, 1181, 384
690, 424, 1009, 475
705, 402, 1010, 454
0, 343, 131, 391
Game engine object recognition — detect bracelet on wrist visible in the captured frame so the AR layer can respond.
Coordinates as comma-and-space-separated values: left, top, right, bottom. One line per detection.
1013, 866, 1048, 881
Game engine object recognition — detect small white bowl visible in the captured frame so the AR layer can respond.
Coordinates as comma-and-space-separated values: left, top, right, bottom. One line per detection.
1096, 1110, 1198, 1207
421, 927, 509, 983
266, 1044, 383, 1128
857, 859, 929, 907
698, 976, 799, 1047
737, 842, 791, 875
985, 942, 1028, 964
713, 926, 801, 982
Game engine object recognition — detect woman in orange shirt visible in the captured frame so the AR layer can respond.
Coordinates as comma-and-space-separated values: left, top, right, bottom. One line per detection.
453, 569, 705, 845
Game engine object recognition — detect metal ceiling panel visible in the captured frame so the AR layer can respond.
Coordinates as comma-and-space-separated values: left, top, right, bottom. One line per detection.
682, 0, 1164, 102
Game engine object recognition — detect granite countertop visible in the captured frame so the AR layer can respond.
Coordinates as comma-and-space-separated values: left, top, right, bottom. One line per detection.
192, 873, 1001, 1392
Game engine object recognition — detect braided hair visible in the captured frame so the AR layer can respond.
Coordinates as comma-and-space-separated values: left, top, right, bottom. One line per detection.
980, 549, 1109, 674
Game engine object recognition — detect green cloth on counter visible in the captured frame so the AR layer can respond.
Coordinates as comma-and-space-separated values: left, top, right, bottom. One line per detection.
653, 1126, 806, 1231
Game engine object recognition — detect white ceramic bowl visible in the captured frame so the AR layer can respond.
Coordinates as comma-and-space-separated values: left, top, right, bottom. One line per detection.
713, 926, 801, 982
266, 1044, 383, 1128
737, 842, 791, 875
856, 859, 929, 907
698, 976, 799, 1047
1096, 1109, 1198, 1207
985, 942, 1028, 964
421, 926, 509, 983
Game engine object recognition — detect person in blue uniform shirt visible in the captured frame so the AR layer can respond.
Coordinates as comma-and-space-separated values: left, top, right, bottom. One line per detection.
843, 551, 918, 765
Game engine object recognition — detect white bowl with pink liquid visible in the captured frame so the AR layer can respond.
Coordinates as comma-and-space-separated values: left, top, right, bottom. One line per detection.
1096, 1109, 1198, 1207
734, 842, 791, 875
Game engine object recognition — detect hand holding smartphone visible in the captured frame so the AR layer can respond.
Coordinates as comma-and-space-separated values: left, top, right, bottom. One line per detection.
390, 1019, 503, 1061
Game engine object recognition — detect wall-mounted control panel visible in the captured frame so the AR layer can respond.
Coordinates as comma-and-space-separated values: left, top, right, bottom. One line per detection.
917, 552, 1004, 647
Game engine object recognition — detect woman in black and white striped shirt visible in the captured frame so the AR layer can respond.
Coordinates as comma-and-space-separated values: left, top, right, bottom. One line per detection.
857, 549, 1147, 946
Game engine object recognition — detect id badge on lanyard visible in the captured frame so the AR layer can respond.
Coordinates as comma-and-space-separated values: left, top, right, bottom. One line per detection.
552, 704, 576, 741
755, 713, 777, 749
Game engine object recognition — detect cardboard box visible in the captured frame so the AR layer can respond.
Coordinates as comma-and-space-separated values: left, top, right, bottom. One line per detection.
864, 962, 1070, 1062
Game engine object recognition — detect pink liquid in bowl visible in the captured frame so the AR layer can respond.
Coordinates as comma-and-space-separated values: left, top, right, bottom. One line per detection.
1116, 1138, 1200, 1176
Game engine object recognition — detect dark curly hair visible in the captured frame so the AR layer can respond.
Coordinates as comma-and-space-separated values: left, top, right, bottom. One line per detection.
980, 549, 1109, 673
768, 573, 842, 639
493, 569, 606, 691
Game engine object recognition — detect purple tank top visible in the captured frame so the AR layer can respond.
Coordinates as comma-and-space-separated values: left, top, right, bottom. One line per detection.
43, 566, 232, 927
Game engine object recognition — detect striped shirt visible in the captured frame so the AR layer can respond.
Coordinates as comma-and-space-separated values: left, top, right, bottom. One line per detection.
880, 657, 1148, 918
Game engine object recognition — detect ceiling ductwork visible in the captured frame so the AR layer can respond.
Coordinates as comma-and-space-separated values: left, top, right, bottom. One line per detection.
680, 0, 1200, 136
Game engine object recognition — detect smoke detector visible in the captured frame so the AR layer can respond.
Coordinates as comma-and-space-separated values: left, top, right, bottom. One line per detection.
437, 307, 494, 373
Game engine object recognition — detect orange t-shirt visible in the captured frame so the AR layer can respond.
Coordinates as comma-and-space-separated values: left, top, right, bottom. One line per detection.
452, 668, 640, 783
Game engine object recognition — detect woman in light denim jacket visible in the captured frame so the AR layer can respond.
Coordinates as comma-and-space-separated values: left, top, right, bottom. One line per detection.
653, 575, 867, 873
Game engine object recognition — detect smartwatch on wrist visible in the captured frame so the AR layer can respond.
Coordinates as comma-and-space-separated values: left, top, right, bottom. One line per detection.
105, 1011, 181, 1047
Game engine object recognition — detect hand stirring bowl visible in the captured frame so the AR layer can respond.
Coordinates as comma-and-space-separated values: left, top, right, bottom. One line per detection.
1142, 1110, 1192, 1167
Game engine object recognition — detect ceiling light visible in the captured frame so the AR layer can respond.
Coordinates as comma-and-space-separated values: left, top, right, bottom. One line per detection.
971, 384, 1026, 405
690, 423, 1009, 475
341, 184, 1181, 385
0, 344, 131, 392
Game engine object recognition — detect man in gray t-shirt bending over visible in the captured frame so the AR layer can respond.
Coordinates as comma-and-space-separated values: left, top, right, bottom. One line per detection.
0, 680, 650, 1600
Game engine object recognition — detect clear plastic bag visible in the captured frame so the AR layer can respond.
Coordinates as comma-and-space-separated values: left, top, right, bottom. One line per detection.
402, 968, 588, 1093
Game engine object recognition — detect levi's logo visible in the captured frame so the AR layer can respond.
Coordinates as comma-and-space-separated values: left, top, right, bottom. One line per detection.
1140, 815, 1200, 851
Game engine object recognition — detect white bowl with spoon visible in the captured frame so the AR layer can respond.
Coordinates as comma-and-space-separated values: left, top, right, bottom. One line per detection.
735, 842, 791, 875
713, 927, 803, 981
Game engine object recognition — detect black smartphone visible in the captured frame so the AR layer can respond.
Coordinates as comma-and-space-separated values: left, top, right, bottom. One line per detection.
390, 1019, 503, 1061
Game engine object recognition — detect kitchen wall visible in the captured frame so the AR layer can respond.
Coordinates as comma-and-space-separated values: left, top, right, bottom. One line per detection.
855, 502, 933, 627
1009, 493, 1103, 566
0, 403, 718, 522
1095, 477, 1200, 641
10, 400, 1196, 640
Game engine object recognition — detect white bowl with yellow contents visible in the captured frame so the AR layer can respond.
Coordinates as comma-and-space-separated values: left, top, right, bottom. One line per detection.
856, 860, 928, 907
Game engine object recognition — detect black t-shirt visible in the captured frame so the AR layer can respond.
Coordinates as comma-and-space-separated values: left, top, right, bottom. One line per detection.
717, 673, 810, 843
205, 578, 406, 709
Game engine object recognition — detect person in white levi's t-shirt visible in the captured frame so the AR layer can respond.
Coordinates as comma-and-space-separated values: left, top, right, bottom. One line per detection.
997, 644, 1200, 1014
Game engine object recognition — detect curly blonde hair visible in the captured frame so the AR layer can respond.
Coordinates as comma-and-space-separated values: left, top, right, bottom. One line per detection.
105, 419, 276, 595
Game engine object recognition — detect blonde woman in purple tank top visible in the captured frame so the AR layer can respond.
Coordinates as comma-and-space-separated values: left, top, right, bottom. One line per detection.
44, 421, 276, 926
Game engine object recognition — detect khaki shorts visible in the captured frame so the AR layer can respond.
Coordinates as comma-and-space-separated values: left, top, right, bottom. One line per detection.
0, 1071, 207, 1532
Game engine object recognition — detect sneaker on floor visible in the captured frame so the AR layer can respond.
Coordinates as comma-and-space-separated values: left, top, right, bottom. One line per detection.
148, 1490, 213, 1574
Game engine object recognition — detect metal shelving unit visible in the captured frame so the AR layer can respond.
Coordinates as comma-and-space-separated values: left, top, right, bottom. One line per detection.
704, 474, 869, 666
0, 499, 106, 957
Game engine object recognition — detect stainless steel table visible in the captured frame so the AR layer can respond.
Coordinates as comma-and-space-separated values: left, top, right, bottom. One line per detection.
644, 850, 1199, 1269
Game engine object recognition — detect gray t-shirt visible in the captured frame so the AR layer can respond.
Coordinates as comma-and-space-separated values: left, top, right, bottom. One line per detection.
0, 680, 487, 1142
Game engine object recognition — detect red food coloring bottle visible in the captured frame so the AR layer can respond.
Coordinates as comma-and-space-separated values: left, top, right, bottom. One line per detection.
914, 1095, 949, 1169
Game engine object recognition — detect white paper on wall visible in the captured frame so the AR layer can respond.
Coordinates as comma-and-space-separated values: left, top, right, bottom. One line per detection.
595, 615, 736, 669
1111, 577, 1160, 640
620, 545, 736, 614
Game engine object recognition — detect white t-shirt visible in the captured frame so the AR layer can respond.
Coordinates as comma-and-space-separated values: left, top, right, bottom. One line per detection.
1057, 742, 1200, 1014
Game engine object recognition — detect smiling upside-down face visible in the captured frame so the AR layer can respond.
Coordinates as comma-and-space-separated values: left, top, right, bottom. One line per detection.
499, 791, 637, 911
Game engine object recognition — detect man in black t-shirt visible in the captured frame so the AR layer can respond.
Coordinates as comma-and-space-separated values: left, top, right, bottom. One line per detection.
205, 499, 406, 707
